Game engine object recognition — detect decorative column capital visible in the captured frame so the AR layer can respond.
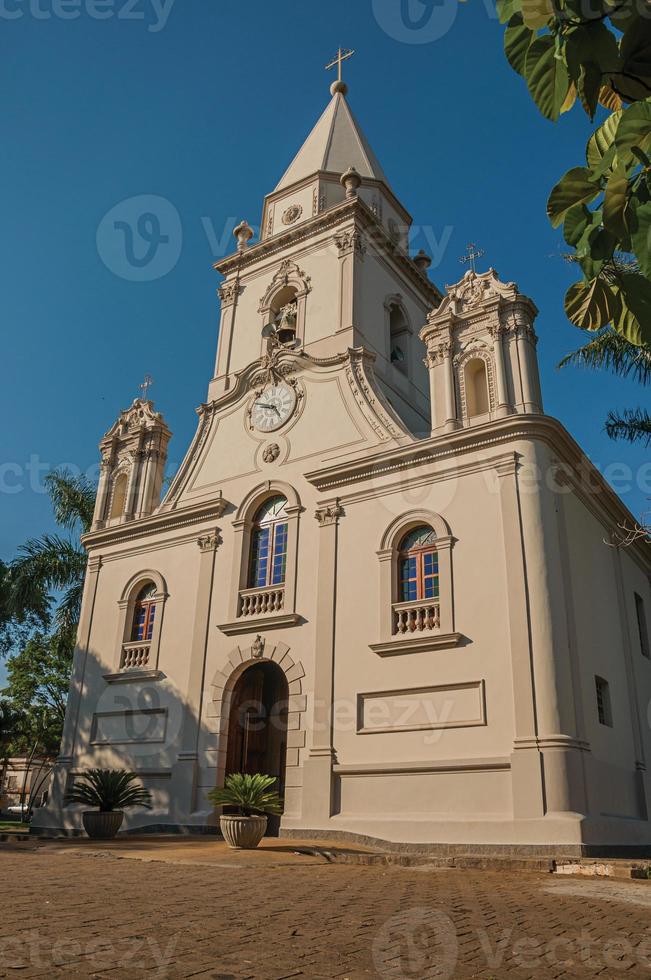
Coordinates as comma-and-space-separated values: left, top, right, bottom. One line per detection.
315, 501, 345, 527
334, 229, 366, 258
218, 281, 242, 307
197, 530, 221, 553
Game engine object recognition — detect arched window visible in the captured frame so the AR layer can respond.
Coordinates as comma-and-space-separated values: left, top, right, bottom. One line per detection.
249, 496, 289, 589
465, 358, 489, 417
109, 472, 128, 519
398, 526, 439, 603
389, 304, 409, 374
131, 583, 157, 642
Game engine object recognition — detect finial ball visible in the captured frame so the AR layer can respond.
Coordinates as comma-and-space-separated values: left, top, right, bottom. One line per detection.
330, 80, 348, 96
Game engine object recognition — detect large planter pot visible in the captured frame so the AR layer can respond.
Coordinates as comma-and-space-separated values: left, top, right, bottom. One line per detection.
82, 810, 124, 840
220, 814, 267, 849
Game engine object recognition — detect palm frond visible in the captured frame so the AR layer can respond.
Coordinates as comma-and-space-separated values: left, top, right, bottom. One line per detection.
65, 770, 152, 811
605, 408, 651, 447
11, 536, 87, 595
208, 773, 283, 816
8, 536, 87, 629
559, 329, 651, 386
54, 581, 84, 632
45, 470, 96, 534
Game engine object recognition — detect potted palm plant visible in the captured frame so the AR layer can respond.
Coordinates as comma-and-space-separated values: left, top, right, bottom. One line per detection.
65, 769, 152, 839
208, 773, 282, 849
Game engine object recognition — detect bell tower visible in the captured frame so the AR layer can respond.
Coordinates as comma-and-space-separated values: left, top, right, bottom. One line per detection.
92, 398, 171, 530
209, 57, 441, 437
420, 266, 543, 434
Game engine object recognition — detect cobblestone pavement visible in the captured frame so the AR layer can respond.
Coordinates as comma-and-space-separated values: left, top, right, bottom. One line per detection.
1, 844, 651, 979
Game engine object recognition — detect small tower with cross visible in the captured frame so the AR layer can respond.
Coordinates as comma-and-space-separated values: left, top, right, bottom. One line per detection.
92, 389, 172, 529
419, 250, 543, 434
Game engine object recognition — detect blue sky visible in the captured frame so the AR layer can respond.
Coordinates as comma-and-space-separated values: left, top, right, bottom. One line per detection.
1, 1, 649, 574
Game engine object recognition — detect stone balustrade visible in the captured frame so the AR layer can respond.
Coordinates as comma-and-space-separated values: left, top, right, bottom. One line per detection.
238, 586, 285, 618
120, 641, 151, 670
393, 599, 441, 635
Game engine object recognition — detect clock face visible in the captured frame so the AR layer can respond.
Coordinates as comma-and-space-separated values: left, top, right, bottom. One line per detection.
250, 383, 297, 432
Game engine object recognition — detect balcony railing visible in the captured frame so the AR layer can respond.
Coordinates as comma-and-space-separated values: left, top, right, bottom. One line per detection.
120, 641, 151, 670
238, 585, 285, 619
393, 599, 441, 635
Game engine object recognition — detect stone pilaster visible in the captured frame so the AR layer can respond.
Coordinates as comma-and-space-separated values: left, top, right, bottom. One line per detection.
301, 500, 344, 824
335, 229, 365, 335
173, 529, 222, 816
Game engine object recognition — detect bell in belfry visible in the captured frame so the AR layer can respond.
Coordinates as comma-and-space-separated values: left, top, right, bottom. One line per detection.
275, 301, 298, 346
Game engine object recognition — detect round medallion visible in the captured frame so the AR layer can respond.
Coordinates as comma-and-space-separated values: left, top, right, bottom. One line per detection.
282, 204, 303, 226
250, 383, 297, 432
262, 443, 281, 463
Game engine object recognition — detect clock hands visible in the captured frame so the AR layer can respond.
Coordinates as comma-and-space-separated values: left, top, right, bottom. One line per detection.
255, 401, 281, 415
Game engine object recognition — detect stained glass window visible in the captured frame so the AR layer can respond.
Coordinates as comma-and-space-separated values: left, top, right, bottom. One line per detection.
398, 526, 439, 603
249, 496, 289, 589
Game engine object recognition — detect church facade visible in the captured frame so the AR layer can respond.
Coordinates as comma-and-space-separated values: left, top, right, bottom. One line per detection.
35, 73, 651, 852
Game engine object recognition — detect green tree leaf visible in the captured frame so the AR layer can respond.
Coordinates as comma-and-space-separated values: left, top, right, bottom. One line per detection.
612, 271, 651, 345
615, 100, 651, 170
525, 36, 571, 121
578, 62, 603, 119
576, 224, 617, 278
603, 168, 630, 238
564, 276, 620, 331
563, 203, 593, 246
505, 15, 535, 75
620, 17, 651, 80
496, 0, 522, 24
565, 22, 621, 77
521, 0, 552, 28
586, 110, 622, 171
628, 198, 651, 278
547, 167, 600, 227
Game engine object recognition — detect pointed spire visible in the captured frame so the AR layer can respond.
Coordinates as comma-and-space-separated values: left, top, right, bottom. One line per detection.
275, 88, 389, 192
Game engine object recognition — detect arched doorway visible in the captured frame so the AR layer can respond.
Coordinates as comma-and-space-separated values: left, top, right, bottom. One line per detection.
225, 661, 288, 835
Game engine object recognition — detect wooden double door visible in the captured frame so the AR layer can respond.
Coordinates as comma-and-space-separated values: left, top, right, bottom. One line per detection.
225, 661, 288, 834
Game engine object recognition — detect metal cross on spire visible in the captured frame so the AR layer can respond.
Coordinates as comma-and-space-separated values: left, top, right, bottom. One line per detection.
460, 243, 485, 274
325, 47, 355, 84
139, 374, 154, 401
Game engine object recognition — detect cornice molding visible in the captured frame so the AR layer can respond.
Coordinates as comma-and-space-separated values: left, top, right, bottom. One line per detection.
305, 415, 651, 572
82, 497, 228, 551
261, 168, 414, 226
370, 632, 463, 656
214, 196, 441, 305
217, 612, 301, 635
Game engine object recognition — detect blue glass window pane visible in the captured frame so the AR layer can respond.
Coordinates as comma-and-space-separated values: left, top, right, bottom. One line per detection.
146, 605, 156, 640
